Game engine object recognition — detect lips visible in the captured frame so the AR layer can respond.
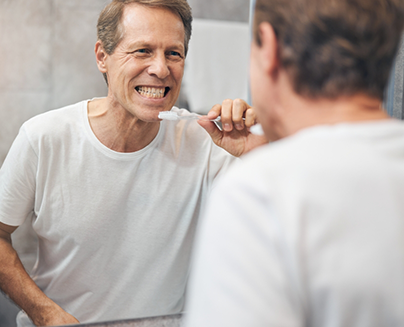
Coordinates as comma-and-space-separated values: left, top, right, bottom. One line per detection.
135, 86, 170, 99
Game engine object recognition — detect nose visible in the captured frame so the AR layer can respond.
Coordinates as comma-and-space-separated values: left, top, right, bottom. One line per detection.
147, 53, 170, 79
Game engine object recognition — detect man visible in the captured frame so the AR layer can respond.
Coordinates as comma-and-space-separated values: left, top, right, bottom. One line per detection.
0, 0, 265, 326
185, 0, 404, 326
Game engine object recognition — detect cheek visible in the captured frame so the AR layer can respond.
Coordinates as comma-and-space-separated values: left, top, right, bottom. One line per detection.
254, 104, 268, 132
249, 46, 258, 80
249, 49, 263, 100
250, 63, 263, 108
168, 64, 184, 98
172, 63, 185, 83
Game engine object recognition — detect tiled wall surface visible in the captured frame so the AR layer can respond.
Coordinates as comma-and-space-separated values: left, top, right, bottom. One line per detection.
0, 1, 250, 326
188, 0, 250, 22
0, 0, 109, 166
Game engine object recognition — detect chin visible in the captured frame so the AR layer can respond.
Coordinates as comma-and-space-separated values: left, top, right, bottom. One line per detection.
138, 112, 162, 123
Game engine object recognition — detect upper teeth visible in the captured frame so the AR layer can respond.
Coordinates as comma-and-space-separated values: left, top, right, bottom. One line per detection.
137, 86, 165, 99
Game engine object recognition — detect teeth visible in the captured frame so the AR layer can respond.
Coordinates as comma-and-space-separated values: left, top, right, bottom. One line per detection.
137, 86, 165, 99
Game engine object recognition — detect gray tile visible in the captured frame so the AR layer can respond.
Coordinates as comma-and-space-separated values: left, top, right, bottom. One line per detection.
0, 0, 52, 91
0, 292, 19, 327
188, 0, 250, 22
0, 91, 51, 165
53, 0, 110, 10
51, 5, 108, 108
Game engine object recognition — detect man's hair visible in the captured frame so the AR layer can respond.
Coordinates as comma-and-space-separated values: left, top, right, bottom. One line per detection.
254, 0, 404, 100
97, 0, 192, 84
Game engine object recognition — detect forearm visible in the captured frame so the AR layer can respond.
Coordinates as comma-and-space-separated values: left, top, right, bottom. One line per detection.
0, 238, 71, 326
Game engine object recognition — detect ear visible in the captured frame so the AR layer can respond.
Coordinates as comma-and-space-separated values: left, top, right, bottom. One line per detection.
95, 41, 108, 74
257, 22, 279, 76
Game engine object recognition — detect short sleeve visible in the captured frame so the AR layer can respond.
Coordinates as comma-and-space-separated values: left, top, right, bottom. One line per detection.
0, 126, 37, 226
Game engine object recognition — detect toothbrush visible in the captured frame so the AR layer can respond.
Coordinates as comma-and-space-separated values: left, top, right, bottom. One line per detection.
158, 111, 264, 135
158, 111, 221, 122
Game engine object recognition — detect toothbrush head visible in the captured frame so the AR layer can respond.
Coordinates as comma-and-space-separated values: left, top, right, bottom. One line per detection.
158, 111, 179, 120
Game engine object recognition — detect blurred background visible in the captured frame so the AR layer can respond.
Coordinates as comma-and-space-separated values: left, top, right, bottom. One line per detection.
0, 0, 403, 326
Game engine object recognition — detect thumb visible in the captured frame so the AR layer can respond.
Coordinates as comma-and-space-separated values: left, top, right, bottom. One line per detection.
197, 120, 223, 144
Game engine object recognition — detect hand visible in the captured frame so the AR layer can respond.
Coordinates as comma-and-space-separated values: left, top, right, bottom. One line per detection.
33, 307, 80, 326
0, 222, 80, 327
197, 99, 268, 157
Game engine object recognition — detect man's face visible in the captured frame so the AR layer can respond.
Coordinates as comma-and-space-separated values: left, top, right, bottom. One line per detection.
103, 4, 185, 121
250, 30, 281, 142
250, 38, 273, 140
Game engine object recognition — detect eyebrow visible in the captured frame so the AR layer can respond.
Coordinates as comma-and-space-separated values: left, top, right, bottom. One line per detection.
126, 41, 185, 52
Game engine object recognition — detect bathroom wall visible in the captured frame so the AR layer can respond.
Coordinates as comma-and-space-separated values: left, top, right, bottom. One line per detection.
0, 1, 250, 326
188, 0, 249, 22
0, 0, 110, 166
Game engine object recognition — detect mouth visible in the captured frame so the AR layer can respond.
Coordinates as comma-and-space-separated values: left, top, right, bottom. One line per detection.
135, 86, 170, 99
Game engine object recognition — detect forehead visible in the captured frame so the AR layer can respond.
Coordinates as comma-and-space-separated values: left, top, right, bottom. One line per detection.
120, 3, 185, 46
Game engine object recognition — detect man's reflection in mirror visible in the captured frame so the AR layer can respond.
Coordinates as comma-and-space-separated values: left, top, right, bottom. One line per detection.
0, 0, 267, 326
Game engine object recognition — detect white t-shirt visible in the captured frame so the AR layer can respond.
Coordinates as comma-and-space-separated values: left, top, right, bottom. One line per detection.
185, 120, 404, 327
0, 100, 235, 325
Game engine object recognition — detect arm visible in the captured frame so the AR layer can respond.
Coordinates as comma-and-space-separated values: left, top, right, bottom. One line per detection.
197, 98, 268, 157
0, 222, 79, 326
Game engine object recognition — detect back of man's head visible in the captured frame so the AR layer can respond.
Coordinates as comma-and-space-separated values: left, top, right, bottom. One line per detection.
254, 0, 404, 100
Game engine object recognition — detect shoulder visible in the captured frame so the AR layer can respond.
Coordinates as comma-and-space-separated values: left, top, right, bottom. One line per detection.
19, 100, 88, 152
22, 100, 86, 133
211, 125, 341, 196
217, 129, 319, 185
216, 120, 404, 196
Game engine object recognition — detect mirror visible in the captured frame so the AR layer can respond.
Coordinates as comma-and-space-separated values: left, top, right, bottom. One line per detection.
2, 0, 403, 326
0, 0, 251, 326
2, 0, 403, 325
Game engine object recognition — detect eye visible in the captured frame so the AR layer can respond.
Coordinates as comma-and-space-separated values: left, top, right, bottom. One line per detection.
168, 51, 183, 58
131, 49, 150, 56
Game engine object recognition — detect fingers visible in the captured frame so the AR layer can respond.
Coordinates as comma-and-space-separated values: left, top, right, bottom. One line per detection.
208, 99, 251, 132
206, 104, 222, 120
231, 99, 247, 131
220, 99, 235, 132
244, 107, 257, 128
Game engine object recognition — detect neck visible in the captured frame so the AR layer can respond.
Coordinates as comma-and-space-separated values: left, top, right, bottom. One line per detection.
87, 98, 160, 152
273, 73, 390, 139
